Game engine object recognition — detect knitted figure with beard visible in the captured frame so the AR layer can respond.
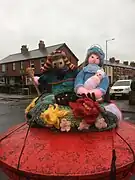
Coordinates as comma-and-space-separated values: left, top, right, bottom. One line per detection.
33, 50, 78, 95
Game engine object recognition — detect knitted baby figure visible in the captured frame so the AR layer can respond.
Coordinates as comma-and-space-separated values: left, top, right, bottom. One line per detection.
84, 69, 106, 90
74, 46, 109, 100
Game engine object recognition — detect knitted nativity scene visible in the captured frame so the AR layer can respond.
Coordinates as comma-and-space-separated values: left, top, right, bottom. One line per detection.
25, 46, 122, 132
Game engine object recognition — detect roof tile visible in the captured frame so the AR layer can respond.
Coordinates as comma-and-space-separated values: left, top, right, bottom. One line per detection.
0, 43, 64, 64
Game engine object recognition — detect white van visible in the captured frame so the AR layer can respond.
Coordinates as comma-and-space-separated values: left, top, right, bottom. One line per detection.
110, 79, 132, 98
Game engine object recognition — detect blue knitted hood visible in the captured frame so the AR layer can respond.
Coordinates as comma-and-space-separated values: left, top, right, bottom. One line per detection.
86, 45, 105, 67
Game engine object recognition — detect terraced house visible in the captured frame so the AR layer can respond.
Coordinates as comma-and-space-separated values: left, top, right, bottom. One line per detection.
0, 40, 78, 93
104, 58, 135, 85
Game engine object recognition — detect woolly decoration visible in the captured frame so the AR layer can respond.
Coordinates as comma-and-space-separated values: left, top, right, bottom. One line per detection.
55, 92, 79, 106
40, 104, 69, 129
85, 45, 105, 67
25, 97, 38, 114
25, 93, 118, 132
95, 117, 108, 129
84, 69, 106, 91
60, 118, 72, 132
69, 97, 100, 125
42, 50, 77, 72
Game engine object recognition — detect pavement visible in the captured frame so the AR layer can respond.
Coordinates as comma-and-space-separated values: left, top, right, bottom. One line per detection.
115, 100, 135, 113
0, 93, 135, 113
0, 93, 36, 101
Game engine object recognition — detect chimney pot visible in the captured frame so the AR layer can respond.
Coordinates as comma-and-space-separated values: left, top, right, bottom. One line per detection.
115, 60, 120, 64
21, 45, 28, 55
130, 61, 135, 67
38, 40, 45, 50
123, 61, 128, 66
109, 57, 115, 63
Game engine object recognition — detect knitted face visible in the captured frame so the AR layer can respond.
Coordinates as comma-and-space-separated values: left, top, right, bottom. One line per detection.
88, 53, 100, 65
52, 58, 65, 69
85, 46, 105, 67
43, 51, 76, 72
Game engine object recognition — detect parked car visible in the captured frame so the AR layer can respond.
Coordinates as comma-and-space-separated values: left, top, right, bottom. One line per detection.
129, 79, 135, 105
110, 79, 132, 99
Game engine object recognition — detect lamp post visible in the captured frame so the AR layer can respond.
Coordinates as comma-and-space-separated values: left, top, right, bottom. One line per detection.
105, 38, 115, 63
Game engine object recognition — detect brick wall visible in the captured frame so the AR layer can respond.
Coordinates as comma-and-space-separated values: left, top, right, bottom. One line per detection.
5, 61, 30, 76
0, 45, 78, 77
0, 58, 44, 77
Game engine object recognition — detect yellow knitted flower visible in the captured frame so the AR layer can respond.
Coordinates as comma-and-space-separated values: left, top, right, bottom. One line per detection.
40, 104, 69, 129
25, 97, 38, 114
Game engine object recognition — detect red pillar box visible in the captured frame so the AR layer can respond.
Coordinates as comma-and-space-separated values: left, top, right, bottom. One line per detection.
0, 121, 135, 180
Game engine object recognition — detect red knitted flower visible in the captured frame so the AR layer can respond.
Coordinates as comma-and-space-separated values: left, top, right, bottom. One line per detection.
69, 98, 100, 125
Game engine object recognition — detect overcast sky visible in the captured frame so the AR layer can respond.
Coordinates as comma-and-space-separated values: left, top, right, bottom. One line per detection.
0, 0, 135, 63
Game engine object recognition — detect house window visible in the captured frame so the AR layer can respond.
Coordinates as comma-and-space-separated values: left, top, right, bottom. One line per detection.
12, 63, 16, 71
20, 61, 23, 69
40, 59, 45, 67
30, 60, 34, 68
2, 64, 6, 72
0, 77, 5, 86
9, 77, 15, 85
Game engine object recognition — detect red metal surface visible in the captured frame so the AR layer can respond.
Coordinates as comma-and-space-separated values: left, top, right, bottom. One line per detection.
0, 121, 135, 180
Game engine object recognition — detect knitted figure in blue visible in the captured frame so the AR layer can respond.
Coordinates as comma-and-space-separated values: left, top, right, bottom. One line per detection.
74, 45, 109, 100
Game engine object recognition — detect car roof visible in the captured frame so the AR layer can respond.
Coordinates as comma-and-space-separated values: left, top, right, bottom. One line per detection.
116, 79, 132, 82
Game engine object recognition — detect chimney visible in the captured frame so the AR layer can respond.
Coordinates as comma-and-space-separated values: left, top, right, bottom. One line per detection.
115, 60, 120, 64
109, 57, 115, 63
130, 61, 135, 67
123, 61, 128, 66
21, 45, 29, 55
38, 40, 45, 50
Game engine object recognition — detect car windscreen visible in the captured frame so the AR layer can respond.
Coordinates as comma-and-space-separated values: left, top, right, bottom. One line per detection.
113, 81, 131, 86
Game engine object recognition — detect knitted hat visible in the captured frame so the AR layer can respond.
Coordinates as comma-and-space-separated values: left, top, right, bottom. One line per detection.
85, 45, 105, 67
43, 50, 76, 72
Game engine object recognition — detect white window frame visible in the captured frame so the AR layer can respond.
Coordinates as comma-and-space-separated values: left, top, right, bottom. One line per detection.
2, 64, 6, 72
30, 60, 34, 69
20, 61, 23, 69
12, 63, 16, 71
109, 66, 111, 74
104, 66, 107, 74
40, 59, 45, 68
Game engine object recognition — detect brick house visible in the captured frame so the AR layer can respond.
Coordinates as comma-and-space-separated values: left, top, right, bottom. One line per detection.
0, 41, 78, 93
104, 59, 135, 85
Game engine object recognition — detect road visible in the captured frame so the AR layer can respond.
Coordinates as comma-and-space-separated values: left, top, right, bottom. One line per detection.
0, 99, 135, 179
0, 99, 31, 180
